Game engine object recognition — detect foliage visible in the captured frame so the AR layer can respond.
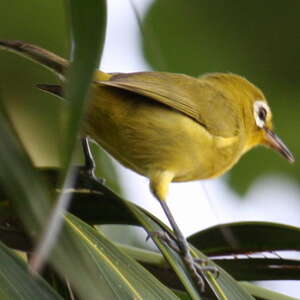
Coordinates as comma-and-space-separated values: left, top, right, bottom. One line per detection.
0, 0, 299, 299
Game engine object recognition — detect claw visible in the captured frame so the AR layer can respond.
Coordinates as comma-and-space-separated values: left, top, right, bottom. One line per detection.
181, 252, 206, 292
147, 230, 220, 292
146, 231, 180, 251
148, 231, 213, 292
79, 138, 106, 184
194, 261, 220, 278
79, 165, 105, 184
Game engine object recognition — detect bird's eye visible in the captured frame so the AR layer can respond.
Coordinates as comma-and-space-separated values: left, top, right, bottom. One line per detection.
258, 107, 267, 121
253, 100, 270, 128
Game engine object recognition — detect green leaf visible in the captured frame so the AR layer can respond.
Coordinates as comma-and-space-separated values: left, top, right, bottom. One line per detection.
43, 169, 254, 299
0, 108, 178, 299
190, 247, 256, 300
0, 104, 53, 235
215, 258, 300, 281
29, 0, 107, 273
58, 214, 179, 300
126, 202, 204, 300
127, 202, 255, 300
0, 241, 62, 300
1, 161, 298, 297
172, 290, 193, 300
111, 243, 300, 288
63, 0, 106, 164
142, 0, 299, 194
124, 244, 298, 299
240, 282, 298, 300
4, 167, 300, 283
188, 222, 300, 256
42, 266, 76, 300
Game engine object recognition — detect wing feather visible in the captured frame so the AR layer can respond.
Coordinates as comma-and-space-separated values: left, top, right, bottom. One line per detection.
97, 72, 239, 137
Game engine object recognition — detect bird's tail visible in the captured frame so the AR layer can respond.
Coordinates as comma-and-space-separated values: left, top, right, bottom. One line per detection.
36, 84, 64, 99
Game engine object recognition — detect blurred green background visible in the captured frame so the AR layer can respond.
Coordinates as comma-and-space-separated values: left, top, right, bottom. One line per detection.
0, 1, 68, 167
0, 0, 299, 195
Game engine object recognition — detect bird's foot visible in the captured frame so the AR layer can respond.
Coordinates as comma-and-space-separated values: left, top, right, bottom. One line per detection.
194, 258, 219, 277
79, 164, 105, 184
146, 231, 179, 251
79, 137, 106, 184
147, 231, 219, 292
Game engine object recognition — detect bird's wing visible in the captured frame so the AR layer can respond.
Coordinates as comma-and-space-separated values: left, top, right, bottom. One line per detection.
97, 71, 239, 137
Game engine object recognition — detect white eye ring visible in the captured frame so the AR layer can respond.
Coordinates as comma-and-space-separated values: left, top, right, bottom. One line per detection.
253, 101, 270, 128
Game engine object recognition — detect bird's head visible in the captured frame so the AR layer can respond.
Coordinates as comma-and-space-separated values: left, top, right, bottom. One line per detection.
202, 73, 295, 163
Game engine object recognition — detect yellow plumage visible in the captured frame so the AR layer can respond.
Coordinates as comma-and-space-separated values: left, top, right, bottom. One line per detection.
0, 40, 294, 289
85, 71, 284, 201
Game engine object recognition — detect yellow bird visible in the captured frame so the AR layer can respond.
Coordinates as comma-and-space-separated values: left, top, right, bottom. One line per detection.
0, 40, 295, 287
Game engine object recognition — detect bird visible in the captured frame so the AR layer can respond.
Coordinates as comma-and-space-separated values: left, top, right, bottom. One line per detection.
0, 40, 295, 289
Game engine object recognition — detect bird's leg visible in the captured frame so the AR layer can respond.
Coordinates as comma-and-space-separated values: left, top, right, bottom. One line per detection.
158, 200, 189, 256
81, 138, 104, 184
149, 171, 216, 292
159, 199, 208, 291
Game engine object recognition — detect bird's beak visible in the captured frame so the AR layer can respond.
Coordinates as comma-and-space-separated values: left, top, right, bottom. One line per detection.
263, 127, 295, 163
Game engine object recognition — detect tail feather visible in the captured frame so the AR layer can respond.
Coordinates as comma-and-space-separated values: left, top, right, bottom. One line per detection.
37, 84, 64, 100
0, 40, 68, 80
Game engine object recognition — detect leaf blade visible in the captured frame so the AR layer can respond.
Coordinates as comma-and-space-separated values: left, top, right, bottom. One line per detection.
0, 241, 62, 300
188, 221, 300, 256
